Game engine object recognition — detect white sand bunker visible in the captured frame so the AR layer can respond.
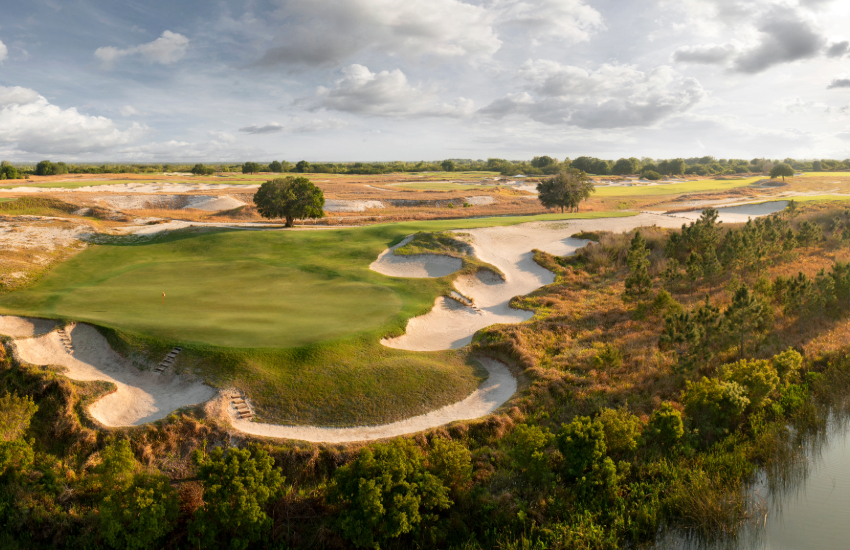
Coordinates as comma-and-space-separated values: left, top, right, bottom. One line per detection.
0, 315, 57, 337
11, 322, 215, 426
185, 195, 245, 211
325, 199, 384, 213
378, 214, 687, 351
464, 196, 495, 206
370, 235, 463, 278
671, 201, 788, 224
221, 357, 516, 443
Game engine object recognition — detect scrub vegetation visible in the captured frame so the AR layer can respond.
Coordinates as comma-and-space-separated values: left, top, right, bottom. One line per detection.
4, 201, 850, 549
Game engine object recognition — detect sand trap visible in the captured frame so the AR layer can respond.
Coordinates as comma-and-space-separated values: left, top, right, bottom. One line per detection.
0, 315, 57, 337
464, 196, 495, 206
370, 235, 463, 278
221, 357, 516, 443
378, 214, 686, 351
325, 199, 385, 212
185, 195, 245, 211
0, 182, 259, 194
671, 201, 788, 223
11, 322, 215, 426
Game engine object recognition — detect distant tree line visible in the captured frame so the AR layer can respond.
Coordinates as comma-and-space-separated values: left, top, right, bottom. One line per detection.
4, 156, 850, 178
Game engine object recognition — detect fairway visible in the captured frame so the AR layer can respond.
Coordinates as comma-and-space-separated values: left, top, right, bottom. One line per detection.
594, 176, 761, 197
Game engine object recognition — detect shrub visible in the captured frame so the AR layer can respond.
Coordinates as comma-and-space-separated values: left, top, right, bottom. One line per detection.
598, 408, 642, 455
557, 416, 606, 479
683, 378, 749, 443
329, 439, 451, 549
509, 424, 554, 482
592, 344, 623, 370
642, 170, 662, 180
719, 359, 779, 411
100, 472, 179, 550
773, 348, 803, 383
428, 438, 472, 493
0, 392, 38, 442
645, 402, 683, 446
189, 445, 284, 550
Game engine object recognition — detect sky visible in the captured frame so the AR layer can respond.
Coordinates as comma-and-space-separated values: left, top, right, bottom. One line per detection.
1, 0, 850, 162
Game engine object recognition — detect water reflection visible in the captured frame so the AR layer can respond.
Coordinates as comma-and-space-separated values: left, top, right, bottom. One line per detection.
655, 414, 850, 550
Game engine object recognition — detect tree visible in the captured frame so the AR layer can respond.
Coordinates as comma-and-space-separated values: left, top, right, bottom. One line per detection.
720, 359, 779, 411
531, 155, 557, 169
329, 439, 451, 549
191, 163, 215, 175
612, 157, 641, 175
253, 177, 325, 227
95, 440, 179, 550
269, 160, 283, 173
189, 445, 284, 550
509, 424, 554, 483
556, 416, 606, 480
295, 160, 310, 172
683, 377, 749, 444
598, 408, 642, 455
536, 169, 595, 213
427, 438, 472, 494
645, 402, 683, 446
797, 220, 823, 249
242, 162, 261, 174
0, 162, 17, 180
35, 160, 54, 176
723, 285, 772, 358
441, 159, 456, 172
770, 162, 794, 182
0, 392, 37, 442
624, 231, 652, 301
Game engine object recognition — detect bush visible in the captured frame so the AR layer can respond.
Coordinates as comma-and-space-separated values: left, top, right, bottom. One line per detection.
509, 424, 554, 482
428, 438, 472, 493
0, 392, 38, 442
719, 359, 779, 410
642, 170, 662, 180
598, 408, 642, 455
645, 402, 683, 446
683, 378, 749, 443
100, 472, 179, 550
773, 348, 803, 383
329, 439, 451, 549
592, 344, 622, 369
189, 445, 284, 550
557, 416, 606, 479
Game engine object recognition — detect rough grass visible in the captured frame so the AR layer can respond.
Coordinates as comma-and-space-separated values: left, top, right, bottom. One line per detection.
0, 196, 79, 217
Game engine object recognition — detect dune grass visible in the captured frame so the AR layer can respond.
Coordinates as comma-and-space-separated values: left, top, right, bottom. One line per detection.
0, 210, 632, 425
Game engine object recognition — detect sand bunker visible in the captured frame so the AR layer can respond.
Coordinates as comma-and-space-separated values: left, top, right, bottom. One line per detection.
464, 196, 495, 206
325, 199, 385, 213
370, 235, 463, 278
378, 214, 686, 351
95, 194, 245, 212
671, 201, 788, 224
0, 182, 258, 194
0, 315, 57, 337
221, 357, 516, 443
11, 322, 215, 426
185, 195, 245, 211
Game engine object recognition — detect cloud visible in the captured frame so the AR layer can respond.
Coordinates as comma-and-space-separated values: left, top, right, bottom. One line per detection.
239, 123, 285, 134
732, 9, 824, 73
0, 40, 7, 62
778, 97, 830, 113
672, 44, 736, 64
252, 0, 500, 68
301, 64, 474, 118
828, 78, 850, 89
0, 85, 144, 155
478, 61, 705, 129
495, 0, 604, 44
207, 130, 237, 143
95, 31, 189, 68
289, 117, 348, 133
827, 41, 850, 58
120, 105, 140, 116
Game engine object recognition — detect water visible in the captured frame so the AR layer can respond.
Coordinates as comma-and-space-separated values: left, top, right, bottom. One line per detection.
655, 414, 850, 550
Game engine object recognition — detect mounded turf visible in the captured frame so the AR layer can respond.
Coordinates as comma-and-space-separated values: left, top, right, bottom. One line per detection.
0, 211, 633, 426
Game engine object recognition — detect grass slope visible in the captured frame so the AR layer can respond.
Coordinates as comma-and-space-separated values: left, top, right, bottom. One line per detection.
0, 211, 631, 425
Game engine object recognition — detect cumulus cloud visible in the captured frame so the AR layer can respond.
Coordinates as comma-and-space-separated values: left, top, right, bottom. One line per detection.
827, 41, 850, 58
732, 10, 824, 73
95, 31, 189, 68
239, 123, 285, 134
478, 60, 705, 129
0, 40, 7, 62
252, 0, 500, 68
672, 44, 736, 64
495, 0, 604, 44
0, 85, 144, 155
828, 78, 850, 89
301, 64, 474, 118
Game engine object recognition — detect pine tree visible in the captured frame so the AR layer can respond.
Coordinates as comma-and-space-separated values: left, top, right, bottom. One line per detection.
624, 231, 652, 301
724, 285, 772, 358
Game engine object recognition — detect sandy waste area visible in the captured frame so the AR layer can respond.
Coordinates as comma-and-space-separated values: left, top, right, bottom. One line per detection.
670, 200, 789, 223
5, 320, 215, 426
